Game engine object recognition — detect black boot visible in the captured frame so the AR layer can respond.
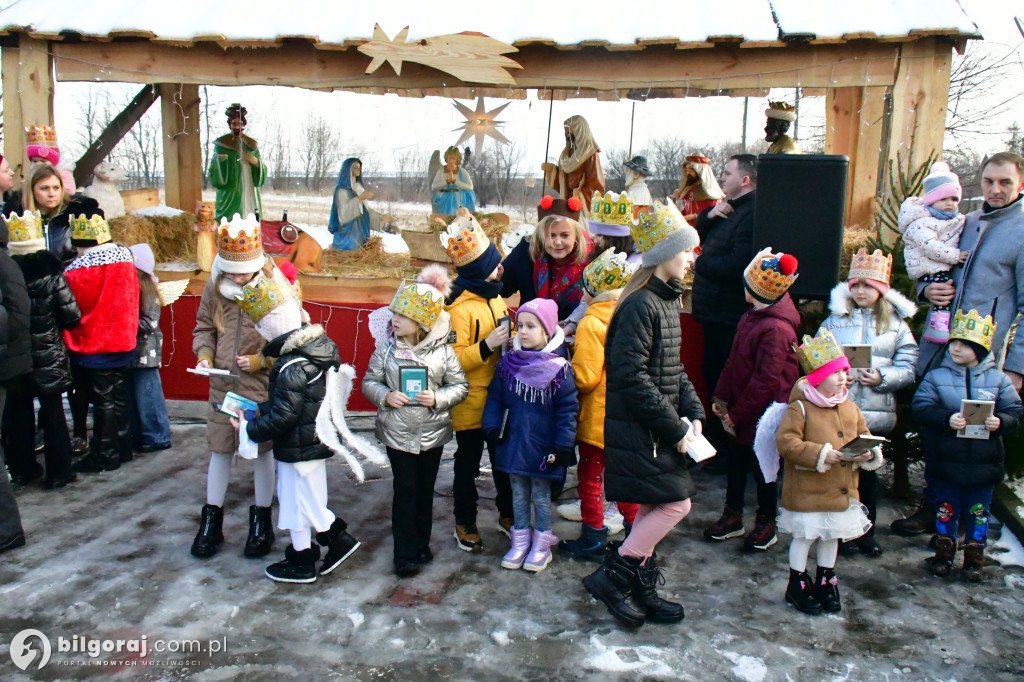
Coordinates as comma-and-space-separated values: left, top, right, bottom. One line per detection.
315, 517, 361, 575
583, 550, 647, 627
813, 567, 842, 613
632, 556, 685, 624
265, 544, 320, 584
558, 524, 609, 563
74, 438, 120, 473
785, 569, 822, 615
243, 505, 275, 558
190, 504, 224, 558
930, 535, 956, 577
891, 503, 936, 536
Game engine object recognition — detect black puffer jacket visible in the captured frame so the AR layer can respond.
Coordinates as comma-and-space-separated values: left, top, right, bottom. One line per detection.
603, 275, 706, 505
12, 250, 81, 395
247, 324, 340, 463
0, 225, 32, 383
132, 296, 163, 369
691, 190, 755, 326
2, 192, 102, 265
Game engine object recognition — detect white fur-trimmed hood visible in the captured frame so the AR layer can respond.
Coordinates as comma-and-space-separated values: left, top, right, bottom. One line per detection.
828, 282, 917, 320
281, 323, 326, 355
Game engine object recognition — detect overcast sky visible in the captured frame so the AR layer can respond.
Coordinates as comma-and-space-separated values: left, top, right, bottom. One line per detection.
49, 0, 1022, 177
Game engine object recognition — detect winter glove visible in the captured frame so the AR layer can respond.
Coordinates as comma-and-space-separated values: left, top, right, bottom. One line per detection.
546, 448, 577, 468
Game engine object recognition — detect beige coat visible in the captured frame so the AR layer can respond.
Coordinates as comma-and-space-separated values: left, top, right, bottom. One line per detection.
193, 277, 273, 454
776, 380, 883, 513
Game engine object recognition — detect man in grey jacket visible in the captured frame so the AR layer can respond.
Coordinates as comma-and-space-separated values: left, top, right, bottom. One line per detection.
895, 151, 1024, 536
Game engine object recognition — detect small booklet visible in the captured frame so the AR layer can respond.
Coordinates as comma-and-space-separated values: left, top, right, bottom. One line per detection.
398, 366, 428, 399
681, 417, 717, 462
188, 366, 234, 377
843, 344, 872, 369
712, 397, 735, 436
498, 409, 510, 440
959, 399, 995, 440
838, 434, 888, 460
218, 391, 258, 420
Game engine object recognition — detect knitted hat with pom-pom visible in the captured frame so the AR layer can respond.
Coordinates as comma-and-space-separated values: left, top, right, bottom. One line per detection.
743, 247, 799, 303
921, 161, 962, 206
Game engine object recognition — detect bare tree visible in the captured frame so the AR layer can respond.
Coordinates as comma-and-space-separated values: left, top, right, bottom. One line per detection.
472, 141, 523, 208
946, 43, 1024, 143
265, 119, 293, 191
300, 115, 341, 193
393, 147, 429, 203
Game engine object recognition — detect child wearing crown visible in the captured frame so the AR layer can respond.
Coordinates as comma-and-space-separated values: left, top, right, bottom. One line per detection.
773, 330, 884, 615
558, 249, 640, 562
191, 215, 279, 561
440, 209, 515, 552
911, 309, 1022, 581
362, 265, 469, 576
819, 248, 919, 558
706, 247, 801, 551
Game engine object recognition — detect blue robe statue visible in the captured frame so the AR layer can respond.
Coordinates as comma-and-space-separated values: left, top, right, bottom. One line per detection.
328, 158, 382, 251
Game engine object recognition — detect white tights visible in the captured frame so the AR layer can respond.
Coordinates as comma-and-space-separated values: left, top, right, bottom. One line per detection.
789, 537, 838, 573
290, 529, 312, 551
206, 451, 275, 508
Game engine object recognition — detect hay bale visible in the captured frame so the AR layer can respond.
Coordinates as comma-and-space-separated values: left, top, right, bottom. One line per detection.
319, 236, 414, 279
110, 211, 198, 263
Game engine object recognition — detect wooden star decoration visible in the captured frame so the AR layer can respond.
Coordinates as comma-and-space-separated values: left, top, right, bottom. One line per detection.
453, 97, 511, 157
358, 24, 522, 86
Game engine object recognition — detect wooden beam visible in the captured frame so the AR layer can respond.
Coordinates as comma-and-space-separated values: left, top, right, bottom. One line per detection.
826, 86, 887, 230
51, 41, 901, 92
2, 37, 54, 177
157, 83, 202, 212
73, 84, 159, 187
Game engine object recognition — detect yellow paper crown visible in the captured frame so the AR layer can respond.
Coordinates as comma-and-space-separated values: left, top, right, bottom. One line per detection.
950, 309, 997, 352
765, 101, 797, 121
796, 329, 845, 375
5, 211, 43, 243
743, 247, 799, 303
70, 214, 112, 244
631, 201, 687, 254
237, 274, 290, 323
25, 125, 57, 146
583, 248, 637, 296
439, 215, 490, 267
390, 282, 444, 330
217, 214, 263, 263
590, 191, 634, 227
848, 247, 892, 285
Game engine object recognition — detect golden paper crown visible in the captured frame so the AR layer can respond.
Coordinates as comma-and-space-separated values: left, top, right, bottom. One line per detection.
796, 329, 845, 375
590, 191, 634, 227
583, 248, 637, 296
743, 247, 799, 303
216, 214, 263, 263
390, 282, 444, 330
5, 211, 43, 243
848, 247, 892, 285
237, 274, 291, 323
765, 101, 797, 122
631, 201, 688, 254
439, 215, 490, 267
25, 125, 57, 147
70, 214, 112, 244
950, 309, 997, 352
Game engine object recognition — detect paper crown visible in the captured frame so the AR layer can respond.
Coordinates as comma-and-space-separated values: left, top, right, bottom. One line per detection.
390, 281, 445, 330
440, 215, 490, 267
236, 274, 291, 323
743, 247, 799, 303
847, 247, 892, 285
217, 214, 263, 263
950, 309, 997, 352
25, 125, 57, 147
631, 201, 688, 254
796, 329, 850, 385
5, 211, 43, 243
70, 214, 112, 244
589, 191, 634, 237
765, 101, 797, 122
583, 248, 637, 296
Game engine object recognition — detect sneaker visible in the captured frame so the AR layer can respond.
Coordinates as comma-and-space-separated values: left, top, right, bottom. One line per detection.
704, 507, 744, 541
496, 516, 513, 539
454, 523, 483, 552
744, 513, 777, 551
557, 499, 582, 522
604, 505, 625, 535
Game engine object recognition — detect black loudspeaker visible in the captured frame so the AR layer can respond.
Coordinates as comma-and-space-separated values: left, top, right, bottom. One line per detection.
753, 154, 849, 301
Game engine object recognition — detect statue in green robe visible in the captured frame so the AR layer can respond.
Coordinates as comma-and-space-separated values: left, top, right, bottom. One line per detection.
209, 104, 267, 221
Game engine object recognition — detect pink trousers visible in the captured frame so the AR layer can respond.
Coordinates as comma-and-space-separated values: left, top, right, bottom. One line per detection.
618, 499, 692, 561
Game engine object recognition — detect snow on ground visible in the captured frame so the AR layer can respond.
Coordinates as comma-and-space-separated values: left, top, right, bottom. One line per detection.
131, 206, 186, 218
2, 405, 1024, 679
992, 527, 1024, 568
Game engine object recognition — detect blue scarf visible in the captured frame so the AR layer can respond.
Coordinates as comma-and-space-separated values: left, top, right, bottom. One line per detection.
926, 205, 959, 221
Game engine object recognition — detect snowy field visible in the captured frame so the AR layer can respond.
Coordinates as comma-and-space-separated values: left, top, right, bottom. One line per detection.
2, 403, 1024, 681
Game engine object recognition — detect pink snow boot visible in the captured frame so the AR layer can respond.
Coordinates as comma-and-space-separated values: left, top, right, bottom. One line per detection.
523, 530, 559, 572
501, 528, 532, 569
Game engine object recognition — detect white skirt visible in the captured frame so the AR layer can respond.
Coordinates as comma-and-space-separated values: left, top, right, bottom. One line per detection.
276, 460, 335, 534
777, 501, 872, 541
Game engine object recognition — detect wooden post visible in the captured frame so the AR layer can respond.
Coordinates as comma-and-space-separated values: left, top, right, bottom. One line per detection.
825, 86, 887, 230
158, 83, 202, 212
2, 37, 55, 177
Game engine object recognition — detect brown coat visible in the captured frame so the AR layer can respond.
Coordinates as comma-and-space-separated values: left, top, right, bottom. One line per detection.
776, 380, 881, 513
193, 277, 273, 454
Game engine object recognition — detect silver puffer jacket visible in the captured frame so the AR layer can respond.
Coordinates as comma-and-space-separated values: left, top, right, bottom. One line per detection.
818, 283, 919, 433
362, 311, 469, 453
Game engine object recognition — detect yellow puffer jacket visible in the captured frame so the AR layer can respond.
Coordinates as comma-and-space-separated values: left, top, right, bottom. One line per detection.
446, 290, 510, 431
572, 291, 621, 449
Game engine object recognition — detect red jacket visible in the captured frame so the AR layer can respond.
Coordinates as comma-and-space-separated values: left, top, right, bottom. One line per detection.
63, 245, 140, 355
714, 293, 800, 446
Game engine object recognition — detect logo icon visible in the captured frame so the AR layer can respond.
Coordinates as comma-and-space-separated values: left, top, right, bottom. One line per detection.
9, 629, 51, 670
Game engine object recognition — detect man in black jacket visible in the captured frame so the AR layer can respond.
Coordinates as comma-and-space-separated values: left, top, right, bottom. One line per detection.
691, 155, 757, 457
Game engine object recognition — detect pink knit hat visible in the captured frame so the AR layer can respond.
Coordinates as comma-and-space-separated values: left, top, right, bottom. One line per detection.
921, 161, 962, 206
517, 298, 558, 338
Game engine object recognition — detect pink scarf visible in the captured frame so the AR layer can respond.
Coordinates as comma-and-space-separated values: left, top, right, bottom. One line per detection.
803, 381, 848, 408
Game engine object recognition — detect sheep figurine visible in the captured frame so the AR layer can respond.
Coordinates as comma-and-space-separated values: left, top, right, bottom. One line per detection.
82, 162, 128, 219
